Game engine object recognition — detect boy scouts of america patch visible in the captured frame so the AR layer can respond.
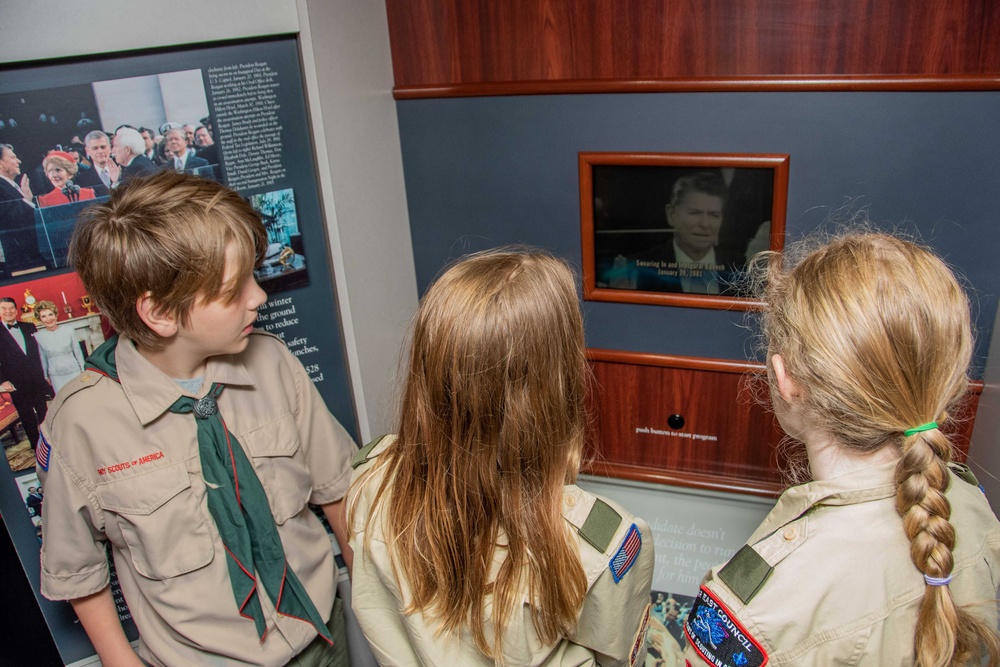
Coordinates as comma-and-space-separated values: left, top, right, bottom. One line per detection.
610, 523, 642, 583
36, 433, 52, 471
684, 587, 767, 667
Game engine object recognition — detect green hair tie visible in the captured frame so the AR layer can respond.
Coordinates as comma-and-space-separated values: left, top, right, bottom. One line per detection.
904, 422, 938, 437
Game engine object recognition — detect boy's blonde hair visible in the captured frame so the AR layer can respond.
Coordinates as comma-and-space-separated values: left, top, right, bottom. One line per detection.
354, 248, 589, 659
69, 171, 266, 350
760, 233, 999, 667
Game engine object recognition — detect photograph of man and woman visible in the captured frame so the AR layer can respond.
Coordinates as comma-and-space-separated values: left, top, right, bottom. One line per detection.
0, 272, 105, 474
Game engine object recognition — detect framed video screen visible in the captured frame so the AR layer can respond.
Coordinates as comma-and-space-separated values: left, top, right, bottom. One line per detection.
580, 152, 789, 310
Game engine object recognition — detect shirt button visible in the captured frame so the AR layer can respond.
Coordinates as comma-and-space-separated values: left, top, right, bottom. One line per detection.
782, 526, 797, 541
563, 493, 576, 508
79, 373, 91, 382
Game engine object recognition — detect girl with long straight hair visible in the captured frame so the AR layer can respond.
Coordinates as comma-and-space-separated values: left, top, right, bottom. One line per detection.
684, 233, 1000, 667
348, 249, 654, 666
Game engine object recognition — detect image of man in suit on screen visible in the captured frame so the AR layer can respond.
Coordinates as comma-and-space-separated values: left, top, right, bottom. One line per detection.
112, 127, 158, 186
75, 131, 119, 192
630, 172, 745, 295
164, 127, 210, 174
0, 297, 53, 451
0, 144, 48, 276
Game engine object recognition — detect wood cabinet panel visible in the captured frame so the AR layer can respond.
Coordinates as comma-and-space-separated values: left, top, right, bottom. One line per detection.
385, 0, 1000, 97
584, 349, 980, 497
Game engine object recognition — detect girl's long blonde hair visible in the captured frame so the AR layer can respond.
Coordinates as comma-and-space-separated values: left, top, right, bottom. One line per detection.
760, 233, 999, 667
356, 249, 588, 659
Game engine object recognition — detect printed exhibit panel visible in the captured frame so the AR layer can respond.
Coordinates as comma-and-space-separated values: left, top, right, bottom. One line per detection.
578, 475, 774, 663
0, 36, 357, 664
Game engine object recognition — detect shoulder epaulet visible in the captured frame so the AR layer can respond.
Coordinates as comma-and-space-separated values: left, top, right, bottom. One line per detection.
68, 369, 105, 389
48, 369, 104, 408
42, 371, 107, 436
948, 462, 980, 487
718, 545, 774, 605
351, 434, 390, 469
579, 497, 622, 552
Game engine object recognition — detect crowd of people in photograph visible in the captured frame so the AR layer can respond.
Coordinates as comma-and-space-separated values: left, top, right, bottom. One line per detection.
0, 119, 219, 275
1, 118, 218, 210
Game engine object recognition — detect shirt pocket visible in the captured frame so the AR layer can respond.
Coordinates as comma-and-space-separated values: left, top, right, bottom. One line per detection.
96, 462, 214, 580
239, 413, 312, 525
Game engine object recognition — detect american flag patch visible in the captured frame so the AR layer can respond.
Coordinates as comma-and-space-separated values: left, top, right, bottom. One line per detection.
36, 433, 52, 471
609, 523, 641, 583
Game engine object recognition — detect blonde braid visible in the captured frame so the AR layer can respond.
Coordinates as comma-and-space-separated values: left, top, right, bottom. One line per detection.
896, 425, 1000, 666
895, 427, 957, 667
895, 428, 954, 583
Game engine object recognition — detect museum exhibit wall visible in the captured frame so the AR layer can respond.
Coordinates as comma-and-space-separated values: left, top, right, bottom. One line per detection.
386, 56, 1000, 660
395, 91, 1000, 360
0, 1, 416, 662
380, 0, 1000, 643
1, 0, 417, 444
384, 0, 1000, 500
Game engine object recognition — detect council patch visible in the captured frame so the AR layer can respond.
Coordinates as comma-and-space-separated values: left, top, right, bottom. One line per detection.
683, 586, 767, 667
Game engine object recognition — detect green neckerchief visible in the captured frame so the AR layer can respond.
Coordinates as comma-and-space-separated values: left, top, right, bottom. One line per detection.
86, 336, 332, 644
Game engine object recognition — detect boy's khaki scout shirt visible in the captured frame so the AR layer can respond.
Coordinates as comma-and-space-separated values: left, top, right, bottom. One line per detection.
348, 435, 655, 666
38, 332, 356, 667
683, 462, 1000, 667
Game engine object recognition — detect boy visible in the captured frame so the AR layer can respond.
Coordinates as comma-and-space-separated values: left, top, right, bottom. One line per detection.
37, 171, 356, 666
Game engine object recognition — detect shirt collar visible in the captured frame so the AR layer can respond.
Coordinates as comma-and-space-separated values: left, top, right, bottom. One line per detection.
748, 461, 898, 543
114, 335, 254, 425
673, 241, 716, 266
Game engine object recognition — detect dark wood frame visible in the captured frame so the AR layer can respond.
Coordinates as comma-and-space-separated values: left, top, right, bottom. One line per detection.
580, 152, 789, 310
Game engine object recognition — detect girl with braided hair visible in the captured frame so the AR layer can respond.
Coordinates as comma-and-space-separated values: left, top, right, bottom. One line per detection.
683, 233, 1000, 667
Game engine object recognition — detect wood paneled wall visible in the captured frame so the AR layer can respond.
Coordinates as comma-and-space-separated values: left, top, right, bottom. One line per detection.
385, 0, 1000, 97
584, 350, 981, 497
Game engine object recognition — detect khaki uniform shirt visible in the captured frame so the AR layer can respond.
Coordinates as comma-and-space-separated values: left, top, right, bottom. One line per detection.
38, 333, 356, 667
348, 436, 655, 666
683, 462, 1000, 667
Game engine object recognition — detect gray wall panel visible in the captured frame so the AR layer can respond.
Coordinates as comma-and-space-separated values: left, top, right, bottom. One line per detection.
398, 91, 1000, 367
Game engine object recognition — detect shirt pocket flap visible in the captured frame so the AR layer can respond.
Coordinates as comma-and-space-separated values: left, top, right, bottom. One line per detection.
240, 415, 299, 457
239, 415, 311, 524
96, 463, 214, 580
97, 462, 190, 515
